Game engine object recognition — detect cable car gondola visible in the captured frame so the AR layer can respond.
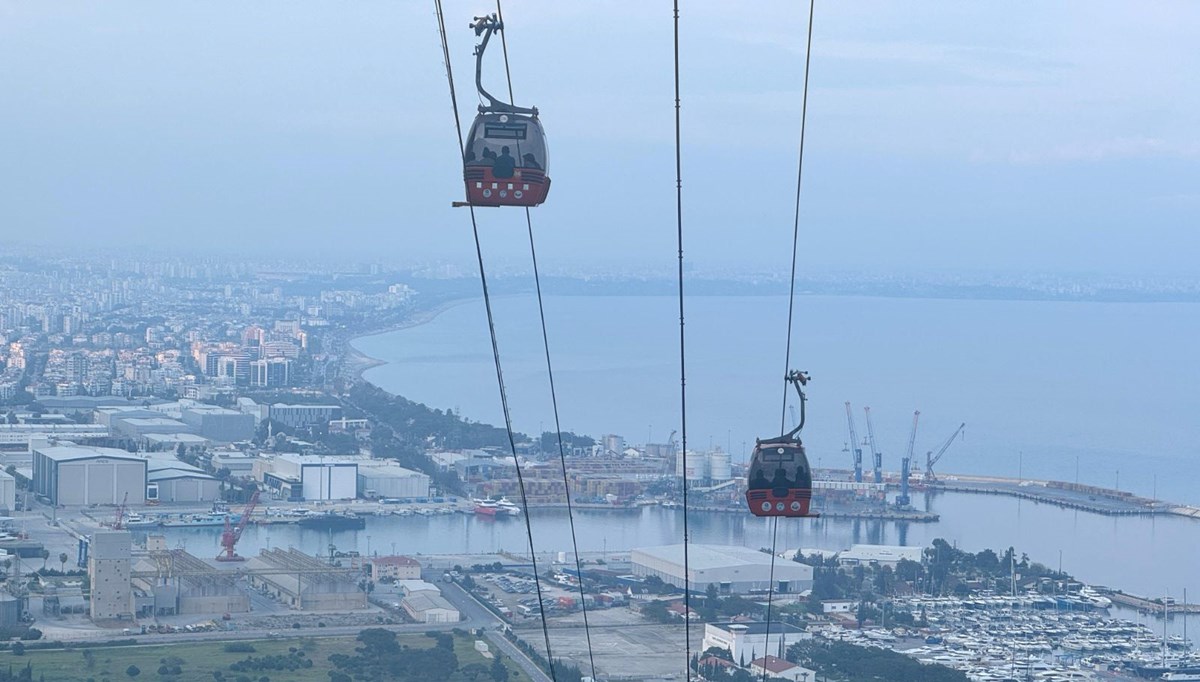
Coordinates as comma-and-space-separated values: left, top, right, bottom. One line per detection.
746, 370, 820, 518
461, 14, 550, 208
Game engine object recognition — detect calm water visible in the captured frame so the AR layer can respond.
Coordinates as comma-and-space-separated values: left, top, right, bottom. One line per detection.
356, 294, 1200, 504
159, 494, 1200, 613
338, 294, 1200, 608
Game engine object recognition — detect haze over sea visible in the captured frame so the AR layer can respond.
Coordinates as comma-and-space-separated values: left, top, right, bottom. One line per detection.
356, 293, 1200, 506
159, 291, 1200, 609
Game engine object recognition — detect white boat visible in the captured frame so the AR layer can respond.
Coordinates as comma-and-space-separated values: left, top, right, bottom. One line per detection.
496, 498, 521, 516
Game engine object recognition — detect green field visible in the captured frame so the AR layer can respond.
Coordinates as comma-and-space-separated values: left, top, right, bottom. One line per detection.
0, 633, 525, 682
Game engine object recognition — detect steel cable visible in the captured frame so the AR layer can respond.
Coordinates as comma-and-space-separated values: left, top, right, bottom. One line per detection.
762, 2, 817, 680
432, 3, 557, 679
492, 2, 599, 679
672, 2, 693, 680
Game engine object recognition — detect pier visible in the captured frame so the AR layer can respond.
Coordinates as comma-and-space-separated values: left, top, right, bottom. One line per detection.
1106, 590, 1200, 615
817, 467, 1200, 520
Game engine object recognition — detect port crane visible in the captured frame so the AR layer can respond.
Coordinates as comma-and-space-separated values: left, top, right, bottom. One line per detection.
843, 402, 864, 483
216, 490, 260, 562
111, 492, 129, 530
925, 423, 966, 484
897, 411, 920, 508
863, 406, 884, 485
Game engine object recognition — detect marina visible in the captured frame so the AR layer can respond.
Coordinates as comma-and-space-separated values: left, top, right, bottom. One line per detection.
825, 593, 1200, 681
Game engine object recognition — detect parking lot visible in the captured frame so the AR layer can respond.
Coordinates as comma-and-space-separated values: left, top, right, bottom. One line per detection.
473, 571, 631, 623
516, 609, 705, 682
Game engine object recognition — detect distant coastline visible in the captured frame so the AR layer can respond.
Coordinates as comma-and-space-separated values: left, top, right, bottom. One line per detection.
344, 296, 478, 381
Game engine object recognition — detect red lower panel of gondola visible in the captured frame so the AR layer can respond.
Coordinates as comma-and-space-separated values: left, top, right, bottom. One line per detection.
746, 489, 818, 518
464, 167, 550, 207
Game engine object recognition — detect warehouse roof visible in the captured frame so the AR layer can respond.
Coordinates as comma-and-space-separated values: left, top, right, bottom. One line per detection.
709, 622, 805, 636
144, 433, 209, 445
278, 453, 357, 466
395, 580, 440, 595
373, 555, 421, 567
42, 396, 158, 409
357, 465, 426, 479
148, 467, 217, 483
839, 544, 924, 564
182, 405, 243, 416
33, 445, 147, 463
145, 457, 205, 472
634, 544, 798, 571
401, 593, 457, 613
118, 417, 191, 428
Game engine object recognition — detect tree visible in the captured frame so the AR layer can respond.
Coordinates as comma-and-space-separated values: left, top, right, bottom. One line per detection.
705, 583, 720, 605
59, 553, 69, 572
126, 666, 140, 678
40, 549, 50, 570
489, 656, 509, 682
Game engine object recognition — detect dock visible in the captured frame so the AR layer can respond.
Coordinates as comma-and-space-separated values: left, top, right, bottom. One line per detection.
1106, 590, 1200, 615
929, 479, 1160, 516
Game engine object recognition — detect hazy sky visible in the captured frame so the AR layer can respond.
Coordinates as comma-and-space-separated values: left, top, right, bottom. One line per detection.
2, 1, 1197, 275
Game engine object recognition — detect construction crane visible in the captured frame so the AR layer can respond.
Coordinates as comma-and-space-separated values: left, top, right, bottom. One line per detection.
216, 490, 260, 562
111, 492, 129, 530
844, 402, 864, 483
863, 406, 883, 485
926, 422, 966, 484
898, 411, 920, 508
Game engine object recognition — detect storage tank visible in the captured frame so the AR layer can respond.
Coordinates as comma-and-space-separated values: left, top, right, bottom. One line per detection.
708, 450, 732, 482
0, 595, 21, 627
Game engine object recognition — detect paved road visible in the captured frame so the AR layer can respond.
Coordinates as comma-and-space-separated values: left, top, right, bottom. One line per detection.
436, 577, 503, 628
486, 630, 552, 682
433, 575, 554, 682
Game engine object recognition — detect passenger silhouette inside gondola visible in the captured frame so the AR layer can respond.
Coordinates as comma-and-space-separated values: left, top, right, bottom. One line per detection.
522, 153, 542, 170
750, 469, 770, 490
771, 467, 792, 491
493, 146, 516, 178
478, 147, 496, 166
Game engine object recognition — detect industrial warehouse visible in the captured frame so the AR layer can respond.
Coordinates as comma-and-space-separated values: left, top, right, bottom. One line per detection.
246, 548, 366, 611
631, 544, 814, 594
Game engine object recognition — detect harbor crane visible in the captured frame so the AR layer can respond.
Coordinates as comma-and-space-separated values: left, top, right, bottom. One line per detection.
111, 492, 129, 530
898, 411, 920, 508
843, 402, 864, 483
216, 490, 260, 562
926, 422, 966, 484
863, 406, 884, 485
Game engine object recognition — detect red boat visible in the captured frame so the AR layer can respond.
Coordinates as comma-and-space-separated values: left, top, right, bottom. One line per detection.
474, 499, 500, 516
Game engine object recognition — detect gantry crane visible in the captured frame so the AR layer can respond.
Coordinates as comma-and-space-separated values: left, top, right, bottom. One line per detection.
844, 402, 864, 483
216, 490, 260, 562
863, 406, 883, 485
925, 423, 966, 484
898, 411, 920, 508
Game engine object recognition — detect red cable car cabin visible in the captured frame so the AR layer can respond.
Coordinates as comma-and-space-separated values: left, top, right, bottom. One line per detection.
459, 14, 551, 208
745, 369, 819, 518
745, 439, 815, 518
464, 112, 550, 207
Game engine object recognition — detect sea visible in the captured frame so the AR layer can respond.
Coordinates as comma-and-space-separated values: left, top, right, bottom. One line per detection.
218, 293, 1200, 612
355, 294, 1200, 505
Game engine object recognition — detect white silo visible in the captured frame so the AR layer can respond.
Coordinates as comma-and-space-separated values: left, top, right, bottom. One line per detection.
708, 449, 732, 482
